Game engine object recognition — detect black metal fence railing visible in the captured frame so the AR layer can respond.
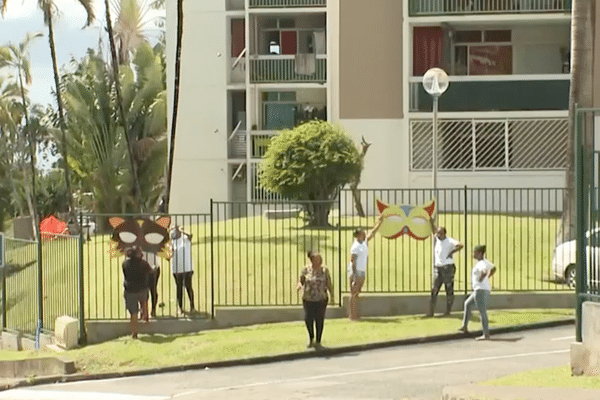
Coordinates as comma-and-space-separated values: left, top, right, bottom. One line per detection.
82, 214, 211, 320
2, 237, 38, 335
2, 187, 576, 331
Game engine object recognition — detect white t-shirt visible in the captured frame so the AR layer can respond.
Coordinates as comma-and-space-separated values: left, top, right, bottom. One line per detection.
472, 258, 494, 291
171, 235, 194, 274
434, 236, 460, 267
348, 240, 368, 274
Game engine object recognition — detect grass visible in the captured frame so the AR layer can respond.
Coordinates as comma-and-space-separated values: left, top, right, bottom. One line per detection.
484, 365, 600, 389
0, 309, 574, 375
3, 212, 573, 328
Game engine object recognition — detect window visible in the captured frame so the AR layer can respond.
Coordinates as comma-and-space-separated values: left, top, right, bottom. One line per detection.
454, 29, 512, 75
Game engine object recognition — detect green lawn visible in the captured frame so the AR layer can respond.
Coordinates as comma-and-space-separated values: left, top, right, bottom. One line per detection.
0, 309, 574, 375
484, 365, 600, 389
3, 212, 573, 324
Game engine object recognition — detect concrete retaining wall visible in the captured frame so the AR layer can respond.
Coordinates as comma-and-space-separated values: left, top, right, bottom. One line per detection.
85, 292, 574, 344
0, 358, 75, 378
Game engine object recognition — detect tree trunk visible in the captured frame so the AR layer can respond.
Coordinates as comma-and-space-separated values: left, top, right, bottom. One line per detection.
350, 183, 365, 217
103, 0, 143, 212
46, 5, 74, 215
165, 0, 185, 213
17, 64, 39, 238
306, 202, 332, 227
560, 0, 595, 245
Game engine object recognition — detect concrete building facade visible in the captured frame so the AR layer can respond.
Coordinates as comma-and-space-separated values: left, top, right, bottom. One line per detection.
166, 0, 574, 214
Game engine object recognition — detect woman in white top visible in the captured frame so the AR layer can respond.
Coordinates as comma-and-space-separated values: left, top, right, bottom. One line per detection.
348, 215, 383, 320
459, 245, 496, 340
170, 226, 195, 315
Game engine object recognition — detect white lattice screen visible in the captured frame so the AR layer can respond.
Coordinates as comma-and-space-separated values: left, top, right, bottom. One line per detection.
410, 117, 568, 171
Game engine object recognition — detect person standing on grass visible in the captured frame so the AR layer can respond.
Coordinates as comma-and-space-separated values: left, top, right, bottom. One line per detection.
122, 247, 151, 339
171, 226, 195, 315
427, 222, 463, 317
459, 245, 496, 340
297, 250, 334, 349
142, 251, 161, 319
348, 215, 384, 321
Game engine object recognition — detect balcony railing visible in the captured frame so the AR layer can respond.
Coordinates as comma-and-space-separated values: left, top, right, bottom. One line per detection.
249, 0, 326, 8
251, 131, 279, 158
409, 0, 571, 15
250, 55, 327, 83
410, 117, 568, 171
409, 75, 570, 112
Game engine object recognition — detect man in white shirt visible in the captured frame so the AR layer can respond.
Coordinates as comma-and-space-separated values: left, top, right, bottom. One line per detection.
427, 225, 463, 317
459, 244, 496, 340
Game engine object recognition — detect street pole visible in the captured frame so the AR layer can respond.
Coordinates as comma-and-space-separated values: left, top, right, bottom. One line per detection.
432, 95, 439, 192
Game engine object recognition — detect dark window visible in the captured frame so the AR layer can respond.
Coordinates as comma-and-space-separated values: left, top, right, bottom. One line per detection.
455, 30, 482, 43
484, 30, 511, 43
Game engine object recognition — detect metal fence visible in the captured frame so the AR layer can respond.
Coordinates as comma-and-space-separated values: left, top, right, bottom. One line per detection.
82, 214, 211, 320
1, 234, 81, 339
574, 107, 600, 341
409, 0, 570, 15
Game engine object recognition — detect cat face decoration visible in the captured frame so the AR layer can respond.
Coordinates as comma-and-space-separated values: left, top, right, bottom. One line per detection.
376, 199, 436, 240
108, 217, 171, 258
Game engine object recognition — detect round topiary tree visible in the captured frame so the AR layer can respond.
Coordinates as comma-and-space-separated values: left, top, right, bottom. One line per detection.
259, 120, 362, 226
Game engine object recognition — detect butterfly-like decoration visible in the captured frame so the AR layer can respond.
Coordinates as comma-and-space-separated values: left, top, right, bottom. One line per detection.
376, 199, 436, 240
108, 217, 172, 259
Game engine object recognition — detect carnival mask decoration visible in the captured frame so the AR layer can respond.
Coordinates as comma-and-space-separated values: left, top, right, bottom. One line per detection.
376, 199, 436, 240
108, 217, 172, 258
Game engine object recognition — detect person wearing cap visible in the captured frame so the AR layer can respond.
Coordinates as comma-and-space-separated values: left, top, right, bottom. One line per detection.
427, 222, 463, 317
459, 244, 497, 340
170, 226, 195, 315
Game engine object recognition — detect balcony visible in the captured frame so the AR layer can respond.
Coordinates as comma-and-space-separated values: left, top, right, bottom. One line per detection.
409, 75, 569, 112
227, 130, 280, 159
409, 0, 571, 16
250, 55, 327, 83
249, 0, 326, 8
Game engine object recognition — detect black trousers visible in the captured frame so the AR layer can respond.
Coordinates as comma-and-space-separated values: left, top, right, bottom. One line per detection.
430, 264, 456, 313
173, 271, 195, 310
303, 299, 328, 343
148, 267, 160, 316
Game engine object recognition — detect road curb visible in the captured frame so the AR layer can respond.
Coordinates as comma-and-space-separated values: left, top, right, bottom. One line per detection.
0, 318, 575, 392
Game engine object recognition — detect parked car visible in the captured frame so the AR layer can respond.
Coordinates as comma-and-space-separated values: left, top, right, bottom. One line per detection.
552, 228, 600, 287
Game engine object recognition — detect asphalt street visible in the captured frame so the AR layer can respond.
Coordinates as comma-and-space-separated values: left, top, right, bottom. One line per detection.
0, 325, 575, 400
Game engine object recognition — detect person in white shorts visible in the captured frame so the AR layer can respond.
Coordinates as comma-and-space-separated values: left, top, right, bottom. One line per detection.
348, 215, 383, 320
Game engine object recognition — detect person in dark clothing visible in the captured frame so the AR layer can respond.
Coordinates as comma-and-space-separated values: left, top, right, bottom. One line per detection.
122, 247, 151, 338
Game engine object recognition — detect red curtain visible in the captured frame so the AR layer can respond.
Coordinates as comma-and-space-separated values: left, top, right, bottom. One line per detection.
281, 31, 297, 55
413, 27, 443, 76
231, 19, 245, 57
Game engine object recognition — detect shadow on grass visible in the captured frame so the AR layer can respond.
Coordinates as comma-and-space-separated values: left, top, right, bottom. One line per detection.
139, 332, 207, 344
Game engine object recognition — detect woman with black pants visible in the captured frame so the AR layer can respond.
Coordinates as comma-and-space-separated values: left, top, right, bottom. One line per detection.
297, 250, 334, 349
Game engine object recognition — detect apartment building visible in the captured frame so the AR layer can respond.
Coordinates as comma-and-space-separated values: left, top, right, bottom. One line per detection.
166, 0, 576, 214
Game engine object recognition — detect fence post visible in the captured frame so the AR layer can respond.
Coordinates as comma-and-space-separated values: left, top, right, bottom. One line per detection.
338, 192, 342, 307
78, 212, 87, 344
36, 229, 43, 333
464, 185, 468, 295
575, 106, 586, 342
1, 232, 6, 331
210, 199, 215, 319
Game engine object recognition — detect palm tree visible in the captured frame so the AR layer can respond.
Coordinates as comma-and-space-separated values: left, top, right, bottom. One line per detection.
1, 0, 96, 218
166, 0, 184, 213
561, 0, 595, 245
110, 0, 157, 64
104, 0, 143, 211
0, 32, 43, 236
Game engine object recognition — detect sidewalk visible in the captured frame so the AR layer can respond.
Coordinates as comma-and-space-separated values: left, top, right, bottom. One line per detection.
0, 318, 577, 399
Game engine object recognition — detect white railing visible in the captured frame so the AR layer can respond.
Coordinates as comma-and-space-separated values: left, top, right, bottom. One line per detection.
249, 163, 285, 202
409, 74, 570, 112
250, 55, 327, 83
228, 128, 247, 159
249, 0, 326, 8
410, 117, 568, 171
410, 0, 570, 15
232, 48, 247, 71
251, 130, 279, 158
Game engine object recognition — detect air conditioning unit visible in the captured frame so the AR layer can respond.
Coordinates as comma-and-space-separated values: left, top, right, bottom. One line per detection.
54, 316, 78, 350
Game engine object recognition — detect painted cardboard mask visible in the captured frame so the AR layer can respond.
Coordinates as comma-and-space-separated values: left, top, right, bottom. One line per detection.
108, 216, 171, 258
376, 199, 436, 240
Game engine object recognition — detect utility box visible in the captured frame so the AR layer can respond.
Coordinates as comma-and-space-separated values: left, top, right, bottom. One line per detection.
54, 316, 78, 350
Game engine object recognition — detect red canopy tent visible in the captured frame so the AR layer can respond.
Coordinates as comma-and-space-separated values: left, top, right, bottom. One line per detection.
40, 215, 70, 240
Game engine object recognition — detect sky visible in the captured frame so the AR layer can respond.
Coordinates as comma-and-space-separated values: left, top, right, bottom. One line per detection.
0, 0, 165, 107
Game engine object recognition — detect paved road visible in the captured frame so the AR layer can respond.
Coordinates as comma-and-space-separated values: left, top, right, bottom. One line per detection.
0, 326, 574, 400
